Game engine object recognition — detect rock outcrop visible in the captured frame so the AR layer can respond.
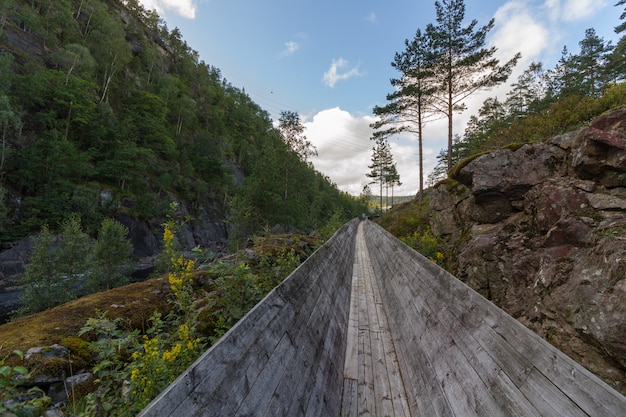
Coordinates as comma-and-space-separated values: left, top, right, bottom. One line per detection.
430, 108, 626, 393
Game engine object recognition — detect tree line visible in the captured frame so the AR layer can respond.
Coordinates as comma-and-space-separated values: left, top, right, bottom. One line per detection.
0, 0, 366, 244
372, 0, 626, 195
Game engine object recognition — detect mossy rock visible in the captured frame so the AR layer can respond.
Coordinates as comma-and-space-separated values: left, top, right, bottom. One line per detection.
0, 276, 172, 364
448, 151, 491, 179
61, 337, 92, 370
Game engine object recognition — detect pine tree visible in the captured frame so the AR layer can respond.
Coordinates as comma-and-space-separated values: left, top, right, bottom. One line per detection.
426, 0, 520, 171
278, 110, 317, 203
278, 110, 317, 162
16, 214, 93, 316
366, 140, 396, 214
616, 0, 626, 34
366, 140, 386, 214
575, 28, 614, 96
384, 163, 401, 208
373, 28, 438, 201
17, 226, 65, 315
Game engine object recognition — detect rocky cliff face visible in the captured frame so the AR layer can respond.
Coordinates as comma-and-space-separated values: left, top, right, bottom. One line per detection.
430, 108, 626, 393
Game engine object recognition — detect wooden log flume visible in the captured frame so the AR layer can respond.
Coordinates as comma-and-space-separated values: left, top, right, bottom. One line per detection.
138, 219, 626, 416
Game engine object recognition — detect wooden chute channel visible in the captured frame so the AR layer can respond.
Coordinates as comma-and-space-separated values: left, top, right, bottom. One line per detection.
138, 219, 626, 417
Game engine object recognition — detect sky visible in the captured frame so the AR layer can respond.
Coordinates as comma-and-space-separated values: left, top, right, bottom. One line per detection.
137, 0, 622, 196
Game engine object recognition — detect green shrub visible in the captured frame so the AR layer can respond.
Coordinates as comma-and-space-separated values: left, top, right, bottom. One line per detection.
207, 262, 264, 343
400, 231, 444, 266
85, 218, 133, 293
0, 350, 51, 417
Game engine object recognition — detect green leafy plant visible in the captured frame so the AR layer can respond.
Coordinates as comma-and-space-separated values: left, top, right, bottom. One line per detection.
127, 313, 203, 412
318, 209, 346, 241
78, 311, 138, 416
257, 249, 300, 292
401, 231, 444, 266
0, 350, 50, 417
85, 218, 134, 293
208, 262, 264, 343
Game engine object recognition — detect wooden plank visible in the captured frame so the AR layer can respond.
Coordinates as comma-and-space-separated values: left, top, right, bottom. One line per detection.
357, 256, 375, 417
281, 251, 352, 416
363, 254, 394, 416
415, 270, 612, 416
343, 262, 360, 380
432, 301, 544, 417
341, 378, 358, 417
341, 223, 416, 417
266, 266, 344, 416
304, 312, 348, 417
366, 250, 411, 417
142, 219, 626, 417
362, 221, 626, 417
142, 290, 291, 416
374, 256, 454, 417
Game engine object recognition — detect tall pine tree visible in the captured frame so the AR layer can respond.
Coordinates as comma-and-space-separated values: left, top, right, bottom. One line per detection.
426, 0, 520, 171
366, 139, 393, 214
372, 28, 438, 201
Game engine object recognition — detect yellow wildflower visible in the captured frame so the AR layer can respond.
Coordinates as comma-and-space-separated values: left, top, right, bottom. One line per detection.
163, 227, 174, 246
130, 368, 141, 381
162, 343, 182, 362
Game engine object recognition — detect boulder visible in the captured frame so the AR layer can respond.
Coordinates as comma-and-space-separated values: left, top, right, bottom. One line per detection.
431, 108, 626, 394
0, 238, 33, 290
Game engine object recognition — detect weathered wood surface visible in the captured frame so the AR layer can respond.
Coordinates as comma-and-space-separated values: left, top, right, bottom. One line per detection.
362, 220, 626, 417
340, 222, 411, 416
139, 219, 626, 416
138, 219, 359, 417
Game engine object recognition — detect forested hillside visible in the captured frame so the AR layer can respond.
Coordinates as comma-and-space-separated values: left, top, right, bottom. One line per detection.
0, 0, 365, 243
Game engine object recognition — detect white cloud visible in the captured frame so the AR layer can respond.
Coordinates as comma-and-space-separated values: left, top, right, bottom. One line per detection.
544, 0, 608, 22
365, 11, 377, 23
278, 41, 299, 57
492, 2, 550, 66
139, 0, 197, 19
304, 108, 376, 195
304, 107, 428, 196
322, 58, 363, 88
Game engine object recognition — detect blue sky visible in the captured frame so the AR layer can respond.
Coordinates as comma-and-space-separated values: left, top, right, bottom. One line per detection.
138, 0, 621, 195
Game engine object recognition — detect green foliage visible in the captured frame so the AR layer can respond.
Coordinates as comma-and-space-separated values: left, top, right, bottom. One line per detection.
400, 231, 445, 266
57, 213, 92, 281
16, 215, 135, 317
455, 39, 626, 161
16, 225, 76, 316
256, 249, 301, 292
77, 311, 137, 416
207, 262, 264, 343
127, 313, 203, 413
318, 209, 348, 241
76, 213, 206, 416
85, 218, 134, 293
0, 350, 50, 417
0, 1, 364, 242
